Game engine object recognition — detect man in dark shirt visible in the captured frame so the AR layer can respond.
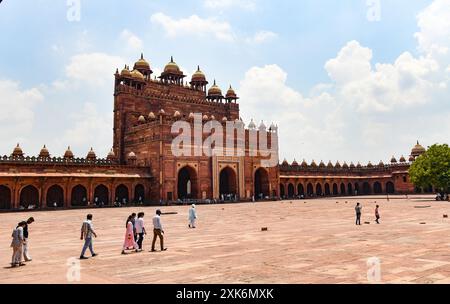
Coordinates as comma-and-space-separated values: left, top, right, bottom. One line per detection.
23, 217, 35, 262
355, 203, 362, 225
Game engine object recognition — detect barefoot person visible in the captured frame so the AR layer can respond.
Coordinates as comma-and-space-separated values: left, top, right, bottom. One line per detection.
135, 212, 146, 251
11, 221, 27, 267
23, 217, 35, 262
80, 214, 98, 259
151, 209, 167, 252
122, 215, 138, 254
188, 204, 197, 228
355, 203, 362, 225
375, 205, 380, 224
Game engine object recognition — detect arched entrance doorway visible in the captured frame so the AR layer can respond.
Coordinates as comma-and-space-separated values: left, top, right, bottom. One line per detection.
0, 185, 11, 209
332, 183, 338, 195
347, 183, 353, 195
94, 185, 109, 206
297, 184, 305, 196
46, 185, 64, 207
20, 185, 39, 208
307, 183, 314, 196
280, 184, 285, 198
374, 182, 382, 194
219, 167, 237, 199
135, 184, 145, 203
316, 184, 323, 196
254, 168, 269, 199
72, 185, 87, 206
340, 183, 346, 195
324, 183, 331, 196
287, 183, 295, 198
177, 166, 198, 199
116, 184, 129, 204
386, 182, 395, 194
362, 182, 371, 195
354, 183, 360, 195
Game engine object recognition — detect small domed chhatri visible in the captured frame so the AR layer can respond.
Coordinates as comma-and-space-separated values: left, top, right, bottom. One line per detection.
335, 161, 341, 168
12, 143, 23, 157
138, 115, 146, 123
86, 148, 96, 160
120, 65, 132, 78
282, 159, 289, 166
301, 159, 308, 167
208, 80, 223, 98
131, 69, 145, 82
411, 141, 426, 158
174, 111, 181, 118
39, 145, 50, 158
107, 148, 116, 160
148, 112, 156, 120
292, 159, 299, 166
191, 66, 207, 83
399, 155, 406, 162
164, 56, 181, 74
64, 146, 74, 159
133, 53, 151, 72
391, 156, 397, 163
319, 160, 325, 168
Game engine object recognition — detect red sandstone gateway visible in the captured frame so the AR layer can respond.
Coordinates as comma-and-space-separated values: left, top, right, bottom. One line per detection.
0, 54, 427, 210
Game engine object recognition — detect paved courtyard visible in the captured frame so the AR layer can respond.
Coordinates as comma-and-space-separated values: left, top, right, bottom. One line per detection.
1, 195, 450, 284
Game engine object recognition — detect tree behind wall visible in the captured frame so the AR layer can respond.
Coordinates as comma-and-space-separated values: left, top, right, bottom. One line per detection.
409, 144, 450, 194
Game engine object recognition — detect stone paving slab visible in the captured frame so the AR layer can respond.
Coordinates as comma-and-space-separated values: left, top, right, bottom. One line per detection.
0, 195, 449, 284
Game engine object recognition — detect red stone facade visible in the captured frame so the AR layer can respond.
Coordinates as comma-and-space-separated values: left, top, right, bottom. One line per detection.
0, 54, 428, 211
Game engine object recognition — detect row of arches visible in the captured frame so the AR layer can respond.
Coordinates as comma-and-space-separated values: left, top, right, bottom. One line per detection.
176, 166, 270, 200
0, 184, 146, 209
280, 181, 395, 198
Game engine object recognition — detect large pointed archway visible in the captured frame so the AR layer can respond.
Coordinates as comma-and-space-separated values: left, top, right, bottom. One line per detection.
47, 185, 64, 207
115, 184, 129, 203
94, 184, 109, 205
72, 185, 87, 206
254, 168, 269, 199
177, 166, 198, 199
20, 185, 39, 208
219, 167, 237, 198
0, 185, 11, 210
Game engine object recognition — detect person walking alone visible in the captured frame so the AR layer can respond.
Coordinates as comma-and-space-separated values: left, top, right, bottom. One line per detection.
188, 204, 197, 228
375, 205, 380, 224
80, 214, 98, 259
355, 203, 362, 225
151, 209, 167, 252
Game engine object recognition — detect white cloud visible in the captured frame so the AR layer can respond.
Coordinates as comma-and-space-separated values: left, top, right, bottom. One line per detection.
150, 13, 235, 42
204, 0, 257, 11
415, 0, 450, 58
65, 53, 125, 86
246, 31, 278, 44
0, 80, 44, 154
120, 29, 143, 51
63, 102, 113, 158
238, 0, 450, 163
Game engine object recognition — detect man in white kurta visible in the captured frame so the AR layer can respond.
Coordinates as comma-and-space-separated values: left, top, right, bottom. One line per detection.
188, 204, 197, 228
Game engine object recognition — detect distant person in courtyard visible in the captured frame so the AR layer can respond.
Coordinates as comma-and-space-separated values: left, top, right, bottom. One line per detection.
122, 215, 138, 254
355, 203, 362, 225
151, 209, 167, 252
80, 214, 98, 259
188, 204, 197, 228
11, 221, 27, 267
375, 205, 380, 224
135, 212, 147, 251
22, 217, 35, 262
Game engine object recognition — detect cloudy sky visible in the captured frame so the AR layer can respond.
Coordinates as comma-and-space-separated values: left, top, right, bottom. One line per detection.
0, 0, 449, 164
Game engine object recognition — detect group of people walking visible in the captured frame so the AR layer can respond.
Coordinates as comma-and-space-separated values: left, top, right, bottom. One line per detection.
77, 204, 197, 260
355, 203, 380, 225
10, 217, 35, 267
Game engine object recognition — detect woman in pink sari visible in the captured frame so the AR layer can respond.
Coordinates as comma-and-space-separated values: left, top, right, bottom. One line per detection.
122, 215, 138, 254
